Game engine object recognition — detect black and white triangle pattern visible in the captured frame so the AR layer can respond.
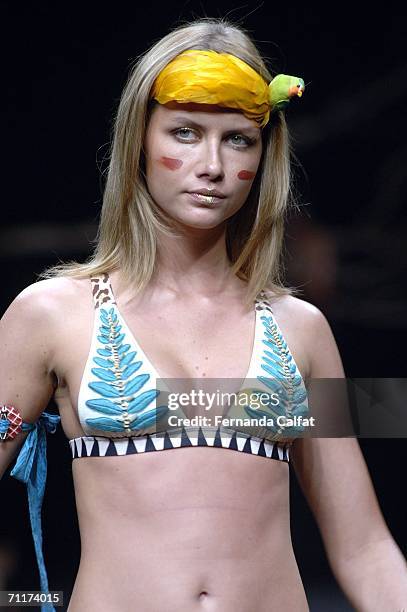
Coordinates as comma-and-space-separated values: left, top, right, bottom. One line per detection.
69, 426, 290, 462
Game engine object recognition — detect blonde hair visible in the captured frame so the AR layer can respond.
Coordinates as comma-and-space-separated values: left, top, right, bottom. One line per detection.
38, 17, 302, 308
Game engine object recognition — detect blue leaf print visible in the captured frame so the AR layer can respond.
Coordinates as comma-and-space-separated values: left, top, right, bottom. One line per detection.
85, 306, 168, 434
124, 374, 150, 396
127, 390, 161, 414
244, 313, 309, 433
93, 356, 114, 368
291, 373, 303, 387
133, 405, 169, 430
295, 404, 309, 417
245, 406, 277, 421
118, 343, 131, 355
262, 353, 282, 369
85, 399, 123, 415
121, 363, 143, 380
292, 388, 307, 403
97, 335, 112, 345
97, 348, 112, 357
254, 376, 282, 395
85, 417, 125, 432
261, 362, 285, 377
88, 381, 121, 397
120, 351, 137, 366
288, 362, 297, 375
257, 376, 295, 412
91, 367, 117, 382
127, 420, 145, 431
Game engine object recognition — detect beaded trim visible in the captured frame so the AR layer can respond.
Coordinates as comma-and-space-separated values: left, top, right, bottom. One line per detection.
262, 317, 295, 414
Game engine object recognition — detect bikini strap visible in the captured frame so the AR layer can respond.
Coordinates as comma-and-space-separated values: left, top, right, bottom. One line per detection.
255, 289, 274, 314
90, 273, 116, 310
90, 275, 272, 313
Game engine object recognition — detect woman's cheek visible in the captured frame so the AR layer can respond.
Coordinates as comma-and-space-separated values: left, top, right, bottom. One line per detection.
237, 170, 256, 180
159, 156, 183, 170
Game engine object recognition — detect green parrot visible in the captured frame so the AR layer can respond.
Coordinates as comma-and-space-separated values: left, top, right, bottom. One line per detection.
268, 74, 305, 111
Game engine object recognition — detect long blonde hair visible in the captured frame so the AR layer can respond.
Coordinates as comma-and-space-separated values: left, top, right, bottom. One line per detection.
38, 17, 302, 308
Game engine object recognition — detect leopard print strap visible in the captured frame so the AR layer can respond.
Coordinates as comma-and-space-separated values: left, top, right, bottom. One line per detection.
90, 272, 116, 310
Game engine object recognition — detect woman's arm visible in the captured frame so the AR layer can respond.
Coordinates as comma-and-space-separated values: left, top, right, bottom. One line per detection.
0, 282, 58, 478
291, 306, 407, 611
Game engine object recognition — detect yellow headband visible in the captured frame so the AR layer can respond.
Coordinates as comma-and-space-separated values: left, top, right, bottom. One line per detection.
150, 49, 305, 128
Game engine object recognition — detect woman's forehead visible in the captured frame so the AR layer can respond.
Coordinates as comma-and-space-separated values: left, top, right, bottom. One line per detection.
153, 101, 260, 132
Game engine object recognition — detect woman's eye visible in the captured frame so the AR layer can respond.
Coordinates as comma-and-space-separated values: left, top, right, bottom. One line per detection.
172, 128, 254, 147
174, 127, 196, 140
229, 134, 252, 146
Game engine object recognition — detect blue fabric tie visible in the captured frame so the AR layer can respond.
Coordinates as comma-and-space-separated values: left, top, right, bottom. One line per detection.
9, 412, 61, 612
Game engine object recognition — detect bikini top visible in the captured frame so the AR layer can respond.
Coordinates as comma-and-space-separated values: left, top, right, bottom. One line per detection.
69, 273, 309, 463
6, 273, 309, 610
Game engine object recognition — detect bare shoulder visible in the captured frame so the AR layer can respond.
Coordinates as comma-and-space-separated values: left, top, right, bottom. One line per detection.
267, 292, 322, 324
2, 276, 92, 331
266, 292, 343, 380
15, 276, 90, 310
15, 275, 89, 303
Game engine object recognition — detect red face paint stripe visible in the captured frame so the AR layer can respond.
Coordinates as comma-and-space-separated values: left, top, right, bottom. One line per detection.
160, 156, 183, 170
237, 170, 256, 180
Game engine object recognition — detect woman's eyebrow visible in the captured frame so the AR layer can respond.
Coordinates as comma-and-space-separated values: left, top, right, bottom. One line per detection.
168, 115, 259, 135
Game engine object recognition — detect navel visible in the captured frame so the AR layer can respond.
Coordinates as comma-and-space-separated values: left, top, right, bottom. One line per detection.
160, 156, 183, 170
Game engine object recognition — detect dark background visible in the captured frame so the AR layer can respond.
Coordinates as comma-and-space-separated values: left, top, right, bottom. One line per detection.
1, 2, 406, 610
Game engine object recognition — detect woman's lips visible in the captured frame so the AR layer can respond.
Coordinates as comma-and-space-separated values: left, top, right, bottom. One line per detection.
187, 192, 225, 204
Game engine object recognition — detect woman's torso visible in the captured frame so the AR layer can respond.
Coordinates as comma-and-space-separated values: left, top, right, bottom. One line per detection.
49, 271, 311, 611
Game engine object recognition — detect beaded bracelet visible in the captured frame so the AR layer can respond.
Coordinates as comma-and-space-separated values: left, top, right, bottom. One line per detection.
0, 404, 26, 440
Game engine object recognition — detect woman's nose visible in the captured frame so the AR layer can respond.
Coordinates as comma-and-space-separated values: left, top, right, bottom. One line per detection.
196, 140, 224, 179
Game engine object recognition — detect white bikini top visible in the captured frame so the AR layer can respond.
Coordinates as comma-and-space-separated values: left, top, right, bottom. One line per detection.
70, 273, 309, 462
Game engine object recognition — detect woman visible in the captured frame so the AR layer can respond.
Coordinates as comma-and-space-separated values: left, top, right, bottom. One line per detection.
1, 17, 407, 612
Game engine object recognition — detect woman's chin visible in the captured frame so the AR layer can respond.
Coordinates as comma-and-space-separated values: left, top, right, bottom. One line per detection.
168, 210, 227, 232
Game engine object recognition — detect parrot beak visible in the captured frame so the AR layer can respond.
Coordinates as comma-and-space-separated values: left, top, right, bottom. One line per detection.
289, 84, 304, 98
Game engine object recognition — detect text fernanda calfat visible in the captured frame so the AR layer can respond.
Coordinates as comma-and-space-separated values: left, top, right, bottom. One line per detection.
167, 415, 316, 427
